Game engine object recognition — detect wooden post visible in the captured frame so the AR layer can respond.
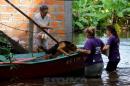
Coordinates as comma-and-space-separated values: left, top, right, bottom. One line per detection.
64, 1, 73, 42
28, 20, 34, 52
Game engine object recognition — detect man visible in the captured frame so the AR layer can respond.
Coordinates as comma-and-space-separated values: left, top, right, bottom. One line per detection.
33, 4, 51, 52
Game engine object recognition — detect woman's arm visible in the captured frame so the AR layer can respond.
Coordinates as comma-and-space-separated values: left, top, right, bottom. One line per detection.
77, 48, 91, 54
103, 45, 110, 50
102, 45, 110, 56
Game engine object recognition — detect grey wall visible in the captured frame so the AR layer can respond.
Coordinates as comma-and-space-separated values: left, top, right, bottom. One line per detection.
64, 1, 73, 42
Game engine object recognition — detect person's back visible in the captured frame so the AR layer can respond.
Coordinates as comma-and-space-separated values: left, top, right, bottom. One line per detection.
83, 37, 104, 66
77, 27, 104, 78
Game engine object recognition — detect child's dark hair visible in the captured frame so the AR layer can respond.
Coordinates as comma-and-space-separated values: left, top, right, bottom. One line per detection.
106, 25, 120, 42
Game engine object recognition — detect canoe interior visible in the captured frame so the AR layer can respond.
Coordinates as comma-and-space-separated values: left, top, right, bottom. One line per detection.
0, 52, 79, 64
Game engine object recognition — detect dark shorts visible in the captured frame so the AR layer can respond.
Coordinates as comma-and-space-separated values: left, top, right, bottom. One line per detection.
106, 59, 120, 72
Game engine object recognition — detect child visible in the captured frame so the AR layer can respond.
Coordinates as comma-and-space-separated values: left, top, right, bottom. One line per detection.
43, 41, 77, 59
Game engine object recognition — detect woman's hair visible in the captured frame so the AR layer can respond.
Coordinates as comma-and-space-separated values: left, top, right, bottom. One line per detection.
40, 4, 48, 10
106, 25, 120, 42
84, 27, 95, 38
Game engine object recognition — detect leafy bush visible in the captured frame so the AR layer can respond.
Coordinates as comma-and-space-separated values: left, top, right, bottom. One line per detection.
72, 0, 130, 32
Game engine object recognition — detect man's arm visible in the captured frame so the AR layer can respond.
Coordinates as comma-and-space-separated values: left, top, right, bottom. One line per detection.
40, 26, 53, 30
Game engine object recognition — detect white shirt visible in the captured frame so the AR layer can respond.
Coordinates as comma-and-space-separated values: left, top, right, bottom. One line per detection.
33, 13, 51, 35
33, 13, 51, 50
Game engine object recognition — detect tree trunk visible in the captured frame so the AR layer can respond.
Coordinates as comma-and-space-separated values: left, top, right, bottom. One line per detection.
112, 11, 117, 25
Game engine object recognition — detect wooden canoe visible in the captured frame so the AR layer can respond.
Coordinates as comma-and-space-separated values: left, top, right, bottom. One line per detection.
0, 52, 85, 79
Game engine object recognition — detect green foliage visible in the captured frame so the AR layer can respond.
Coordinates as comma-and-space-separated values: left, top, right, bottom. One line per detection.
72, 0, 130, 31
114, 23, 121, 35
72, 0, 89, 31
0, 32, 11, 55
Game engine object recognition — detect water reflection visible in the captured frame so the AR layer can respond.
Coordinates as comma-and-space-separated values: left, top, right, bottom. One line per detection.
85, 78, 103, 86
106, 71, 119, 86
1, 68, 130, 86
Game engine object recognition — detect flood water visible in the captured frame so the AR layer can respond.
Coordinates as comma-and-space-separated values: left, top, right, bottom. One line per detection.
0, 33, 130, 86
73, 33, 130, 68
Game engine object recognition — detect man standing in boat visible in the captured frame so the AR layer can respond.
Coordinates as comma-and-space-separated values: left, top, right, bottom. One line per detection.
33, 4, 51, 52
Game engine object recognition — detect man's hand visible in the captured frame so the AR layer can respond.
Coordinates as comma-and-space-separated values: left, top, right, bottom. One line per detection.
36, 32, 48, 39
36, 32, 42, 39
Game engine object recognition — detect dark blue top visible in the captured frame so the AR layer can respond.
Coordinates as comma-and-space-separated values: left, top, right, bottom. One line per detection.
107, 35, 120, 61
83, 37, 104, 66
